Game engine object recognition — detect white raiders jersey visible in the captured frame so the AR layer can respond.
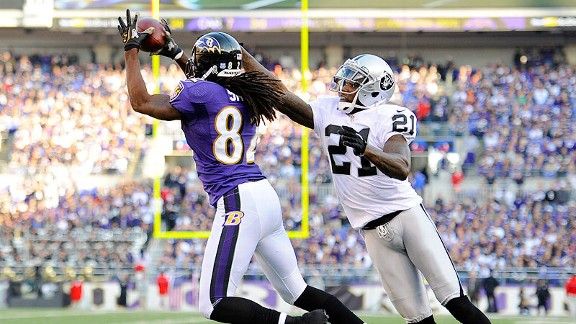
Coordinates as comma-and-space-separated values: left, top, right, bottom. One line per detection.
310, 96, 422, 229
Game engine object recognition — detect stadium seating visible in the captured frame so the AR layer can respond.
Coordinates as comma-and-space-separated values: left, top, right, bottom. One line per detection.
1, 51, 574, 280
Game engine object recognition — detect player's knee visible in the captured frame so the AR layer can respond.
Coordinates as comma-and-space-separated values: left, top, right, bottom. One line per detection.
276, 274, 307, 305
278, 288, 300, 305
394, 300, 432, 323
198, 296, 215, 319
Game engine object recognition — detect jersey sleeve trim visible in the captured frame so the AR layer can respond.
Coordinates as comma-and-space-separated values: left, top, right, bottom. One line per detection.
385, 107, 417, 145
310, 99, 324, 136
383, 131, 410, 145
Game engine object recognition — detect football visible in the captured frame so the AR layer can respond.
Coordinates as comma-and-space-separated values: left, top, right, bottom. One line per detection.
136, 17, 167, 52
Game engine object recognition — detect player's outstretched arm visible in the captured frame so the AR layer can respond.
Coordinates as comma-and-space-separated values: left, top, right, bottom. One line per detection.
340, 126, 410, 180
118, 10, 181, 121
241, 47, 314, 129
124, 50, 181, 120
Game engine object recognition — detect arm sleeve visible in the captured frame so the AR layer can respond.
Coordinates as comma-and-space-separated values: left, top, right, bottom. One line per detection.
309, 99, 324, 136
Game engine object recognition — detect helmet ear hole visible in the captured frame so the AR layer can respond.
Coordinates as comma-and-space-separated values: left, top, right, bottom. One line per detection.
371, 92, 379, 97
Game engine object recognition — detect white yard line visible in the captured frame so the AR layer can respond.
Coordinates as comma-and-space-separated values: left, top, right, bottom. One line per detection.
0, 310, 193, 320
0, 310, 119, 320
514, 321, 575, 324
515, 322, 576, 324
489, 315, 572, 320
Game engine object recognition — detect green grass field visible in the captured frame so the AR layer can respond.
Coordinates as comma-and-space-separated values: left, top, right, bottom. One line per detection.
0, 309, 572, 324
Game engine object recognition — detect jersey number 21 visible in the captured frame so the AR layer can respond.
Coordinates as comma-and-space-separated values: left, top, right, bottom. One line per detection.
325, 125, 377, 177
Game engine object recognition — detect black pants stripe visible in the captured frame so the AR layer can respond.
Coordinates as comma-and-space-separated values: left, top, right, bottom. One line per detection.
420, 204, 464, 297
210, 188, 242, 304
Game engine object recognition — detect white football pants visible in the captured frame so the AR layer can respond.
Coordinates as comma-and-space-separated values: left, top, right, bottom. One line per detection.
362, 204, 463, 323
198, 179, 307, 319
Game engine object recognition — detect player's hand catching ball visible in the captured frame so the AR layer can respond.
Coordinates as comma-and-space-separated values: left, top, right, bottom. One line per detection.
150, 18, 184, 60
339, 125, 367, 156
117, 9, 154, 51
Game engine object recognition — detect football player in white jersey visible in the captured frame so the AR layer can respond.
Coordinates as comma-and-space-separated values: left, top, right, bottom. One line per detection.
242, 51, 491, 324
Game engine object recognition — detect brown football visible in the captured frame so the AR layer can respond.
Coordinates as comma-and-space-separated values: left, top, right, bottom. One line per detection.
136, 17, 167, 52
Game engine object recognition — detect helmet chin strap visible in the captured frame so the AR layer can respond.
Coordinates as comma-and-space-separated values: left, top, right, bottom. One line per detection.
201, 65, 217, 80
337, 90, 366, 114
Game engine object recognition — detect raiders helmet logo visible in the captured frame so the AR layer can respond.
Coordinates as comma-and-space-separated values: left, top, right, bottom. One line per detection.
380, 73, 394, 91
223, 211, 244, 226
197, 36, 221, 53
376, 223, 394, 241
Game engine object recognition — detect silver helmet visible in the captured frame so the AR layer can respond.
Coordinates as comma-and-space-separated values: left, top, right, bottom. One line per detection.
330, 54, 395, 113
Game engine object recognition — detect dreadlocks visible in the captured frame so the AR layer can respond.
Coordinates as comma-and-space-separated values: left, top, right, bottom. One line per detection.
213, 71, 284, 126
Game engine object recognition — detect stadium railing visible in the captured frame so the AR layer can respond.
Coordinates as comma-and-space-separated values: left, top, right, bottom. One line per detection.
4, 264, 569, 286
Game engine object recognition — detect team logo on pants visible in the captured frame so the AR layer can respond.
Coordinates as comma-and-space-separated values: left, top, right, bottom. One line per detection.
377, 224, 394, 241
224, 211, 244, 226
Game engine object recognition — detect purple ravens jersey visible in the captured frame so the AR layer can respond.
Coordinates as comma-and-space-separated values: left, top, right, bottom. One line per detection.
170, 79, 265, 206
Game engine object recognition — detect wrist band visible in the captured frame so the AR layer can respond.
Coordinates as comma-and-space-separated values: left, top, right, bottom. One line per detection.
124, 44, 140, 51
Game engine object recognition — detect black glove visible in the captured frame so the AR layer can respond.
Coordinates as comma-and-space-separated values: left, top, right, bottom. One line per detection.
339, 125, 367, 156
117, 9, 154, 51
151, 18, 184, 60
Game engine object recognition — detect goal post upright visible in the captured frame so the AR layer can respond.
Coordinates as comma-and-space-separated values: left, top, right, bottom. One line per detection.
289, 0, 310, 239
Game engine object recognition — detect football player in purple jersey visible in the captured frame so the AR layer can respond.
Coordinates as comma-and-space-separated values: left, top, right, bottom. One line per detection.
118, 10, 366, 324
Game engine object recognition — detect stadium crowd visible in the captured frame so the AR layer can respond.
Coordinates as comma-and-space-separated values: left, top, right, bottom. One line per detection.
0, 50, 575, 279
0, 52, 151, 176
0, 180, 150, 270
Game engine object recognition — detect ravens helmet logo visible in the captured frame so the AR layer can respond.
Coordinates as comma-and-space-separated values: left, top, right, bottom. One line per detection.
197, 36, 221, 53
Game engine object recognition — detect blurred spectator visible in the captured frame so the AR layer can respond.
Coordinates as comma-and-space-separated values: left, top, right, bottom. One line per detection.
535, 279, 551, 316
566, 274, 576, 318
451, 169, 464, 193
467, 271, 481, 306
69, 277, 83, 308
411, 170, 427, 197
518, 286, 530, 315
157, 270, 169, 310
483, 270, 499, 313
116, 274, 129, 308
